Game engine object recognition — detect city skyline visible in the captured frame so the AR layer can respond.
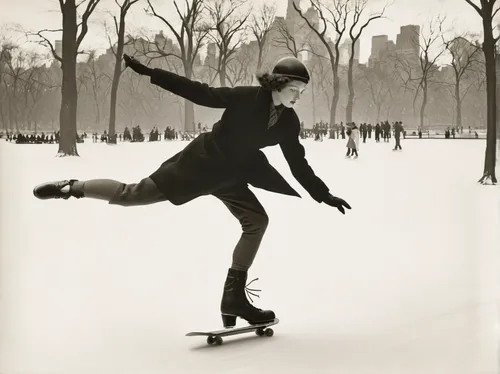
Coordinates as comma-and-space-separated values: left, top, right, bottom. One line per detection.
0, 0, 493, 64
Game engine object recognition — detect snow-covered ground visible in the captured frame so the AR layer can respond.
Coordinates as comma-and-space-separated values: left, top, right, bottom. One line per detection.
0, 137, 499, 374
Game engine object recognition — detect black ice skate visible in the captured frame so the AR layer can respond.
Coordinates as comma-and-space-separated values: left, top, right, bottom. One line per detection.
220, 268, 276, 328
33, 179, 83, 200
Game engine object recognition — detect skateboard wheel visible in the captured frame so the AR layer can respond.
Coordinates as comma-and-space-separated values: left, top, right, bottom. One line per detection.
207, 336, 215, 345
256, 328, 265, 336
215, 336, 223, 345
265, 328, 274, 337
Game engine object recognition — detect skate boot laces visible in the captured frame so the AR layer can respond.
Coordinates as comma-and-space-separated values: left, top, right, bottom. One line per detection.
245, 278, 262, 304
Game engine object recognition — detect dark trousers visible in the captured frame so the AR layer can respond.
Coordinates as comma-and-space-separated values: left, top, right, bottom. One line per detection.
74, 178, 268, 271
394, 136, 402, 149
346, 148, 358, 156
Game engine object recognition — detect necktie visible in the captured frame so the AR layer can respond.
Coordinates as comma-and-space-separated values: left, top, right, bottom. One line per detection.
268, 105, 282, 129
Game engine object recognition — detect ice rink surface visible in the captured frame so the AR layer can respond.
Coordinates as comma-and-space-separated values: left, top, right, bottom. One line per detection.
1, 137, 499, 374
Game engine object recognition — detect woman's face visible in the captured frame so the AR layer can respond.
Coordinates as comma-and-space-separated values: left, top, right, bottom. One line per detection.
277, 80, 307, 108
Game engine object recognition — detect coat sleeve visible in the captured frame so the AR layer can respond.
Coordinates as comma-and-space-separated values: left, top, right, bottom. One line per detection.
150, 68, 247, 108
279, 114, 330, 203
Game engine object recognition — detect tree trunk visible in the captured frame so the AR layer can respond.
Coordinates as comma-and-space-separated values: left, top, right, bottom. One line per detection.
311, 75, 316, 126
93, 91, 101, 126
455, 80, 462, 127
346, 55, 354, 123
478, 17, 497, 184
184, 63, 195, 132
58, 0, 79, 157
329, 56, 340, 128
420, 80, 428, 130
330, 75, 340, 128
219, 60, 227, 87
108, 12, 126, 145
256, 45, 264, 72
497, 55, 500, 167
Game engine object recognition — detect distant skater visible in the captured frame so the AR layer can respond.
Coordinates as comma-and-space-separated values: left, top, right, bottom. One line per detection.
393, 121, 404, 151
33, 54, 351, 328
345, 122, 360, 159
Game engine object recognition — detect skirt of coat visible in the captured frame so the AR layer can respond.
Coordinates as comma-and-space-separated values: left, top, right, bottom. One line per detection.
148, 132, 301, 205
346, 138, 356, 149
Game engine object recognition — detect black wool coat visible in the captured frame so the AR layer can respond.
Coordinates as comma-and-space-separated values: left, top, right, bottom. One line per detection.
147, 68, 330, 206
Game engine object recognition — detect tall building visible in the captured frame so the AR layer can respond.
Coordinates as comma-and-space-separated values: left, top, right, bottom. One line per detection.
204, 42, 217, 67
339, 38, 360, 65
285, 0, 301, 34
267, 16, 292, 66
368, 35, 397, 67
282, 0, 323, 63
396, 25, 420, 57
371, 35, 388, 59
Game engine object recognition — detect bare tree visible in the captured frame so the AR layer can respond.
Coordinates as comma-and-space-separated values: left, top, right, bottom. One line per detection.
28, 0, 101, 156
19, 52, 47, 132
442, 35, 482, 128
201, 50, 220, 86
272, 17, 308, 58
293, 0, 349, 127
346, 0, 386, 123
104, 0, 139, 144
205, 0, 250, 87
395, 16, 446, 130
226, 45, 254, 86
361, 60, 396, 122
80, 50, 110, 128
314, 52, 334, 113
0, 44, 6, 130
0, 45, 47, 131
143, 0, 209, 132
304, 54, 326, 125
464, 0, 498, 184
249, 3, 276, 74
0, 43, 25, 131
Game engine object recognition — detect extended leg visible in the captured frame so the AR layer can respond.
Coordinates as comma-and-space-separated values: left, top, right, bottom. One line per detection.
33, 177, 167, 206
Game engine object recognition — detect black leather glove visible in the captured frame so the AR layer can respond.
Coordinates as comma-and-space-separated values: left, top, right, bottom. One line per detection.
323, 193, 351, 214
123, 54, 153, 76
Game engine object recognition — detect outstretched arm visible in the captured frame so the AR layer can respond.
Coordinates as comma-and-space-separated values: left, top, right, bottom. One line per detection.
123, 54, 246, 109
279, 120, 330, 203
149, 68, 247, 109
279, 116, 351, 214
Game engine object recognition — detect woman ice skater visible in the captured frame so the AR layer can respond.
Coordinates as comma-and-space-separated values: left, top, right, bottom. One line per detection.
346, 122, 360, 158
33, 54, 351, 328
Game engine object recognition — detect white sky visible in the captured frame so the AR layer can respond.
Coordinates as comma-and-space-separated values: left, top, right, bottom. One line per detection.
0, 0, 495, 63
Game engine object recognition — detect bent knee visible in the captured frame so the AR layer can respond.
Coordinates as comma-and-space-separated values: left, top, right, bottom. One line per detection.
242, 212, 269, 235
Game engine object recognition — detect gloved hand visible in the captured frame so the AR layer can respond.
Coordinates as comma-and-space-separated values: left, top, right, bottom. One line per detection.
323, 193, 351, 214
123, 54, 153, 76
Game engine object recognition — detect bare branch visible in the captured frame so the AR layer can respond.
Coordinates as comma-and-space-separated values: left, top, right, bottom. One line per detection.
205, 0, 250, 85
492, 6, 500, 19
25, 29, 63, 62
464, 0, 482, 16
145, 0, 182, 49
349, 0, 387, 43
76, 0, 101, 50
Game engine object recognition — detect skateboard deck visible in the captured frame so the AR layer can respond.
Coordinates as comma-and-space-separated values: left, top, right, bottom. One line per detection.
186, 318, 279, 345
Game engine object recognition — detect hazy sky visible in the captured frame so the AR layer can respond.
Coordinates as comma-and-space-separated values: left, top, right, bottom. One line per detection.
0, 0, 495, 63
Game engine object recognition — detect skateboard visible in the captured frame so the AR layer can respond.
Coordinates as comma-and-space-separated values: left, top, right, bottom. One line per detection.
186, 318, 279, 346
